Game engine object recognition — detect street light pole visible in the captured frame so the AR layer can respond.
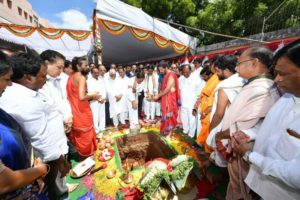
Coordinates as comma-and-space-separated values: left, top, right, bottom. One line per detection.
261, 17, 266, 41
260, 0, 288, 41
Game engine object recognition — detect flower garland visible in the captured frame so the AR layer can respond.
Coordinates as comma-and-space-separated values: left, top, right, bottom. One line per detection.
138, 155, 194, 199
170, 155, 190, 167
140, 170, 170, 200
170, 161, 193, 181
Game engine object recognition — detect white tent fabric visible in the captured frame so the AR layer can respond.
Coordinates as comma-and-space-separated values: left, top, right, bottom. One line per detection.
99, 25, 185, 65
96, 0, 196, 64
0, 27, 92, 60
0, 0, 195, 64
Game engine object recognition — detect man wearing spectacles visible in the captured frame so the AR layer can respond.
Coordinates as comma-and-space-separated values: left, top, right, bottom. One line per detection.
215, 46, 280, 199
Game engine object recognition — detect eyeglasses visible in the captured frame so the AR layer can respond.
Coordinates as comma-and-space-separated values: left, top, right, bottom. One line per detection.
236, 58, 255, 66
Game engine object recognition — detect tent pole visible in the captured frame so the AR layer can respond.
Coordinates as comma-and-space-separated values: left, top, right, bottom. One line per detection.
93, 9, 102, 65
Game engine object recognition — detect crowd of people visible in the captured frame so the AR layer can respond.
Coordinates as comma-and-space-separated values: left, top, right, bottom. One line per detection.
0, 38, 299, 200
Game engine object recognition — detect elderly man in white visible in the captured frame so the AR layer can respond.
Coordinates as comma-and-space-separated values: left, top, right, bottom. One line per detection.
87, 67, 107, 133
231, 39, 300, 200
127, 71, 145, 128
179, 65, 198, 138
39, 50, 73, 133
106, 69, 126, 128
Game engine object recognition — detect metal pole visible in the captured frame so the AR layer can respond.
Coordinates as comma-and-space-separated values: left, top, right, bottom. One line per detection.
261, 17, 266, 41
260, 0, 288, 41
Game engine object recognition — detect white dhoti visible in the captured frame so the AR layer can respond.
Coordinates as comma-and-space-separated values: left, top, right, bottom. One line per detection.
128, 107, 138, 127
144, 74, 159, 120
106, 78, 127, 127
179, 75, 200, 137
155, 102, 161, 116
196, 112, 202, 137
90, 101, 106, 132
127, 77, 143, 127
144, 100, 156, 120
90, 101, 101, 132
87, 76, 107, 132
180, 107, 196, 138
112, 113, 125, 127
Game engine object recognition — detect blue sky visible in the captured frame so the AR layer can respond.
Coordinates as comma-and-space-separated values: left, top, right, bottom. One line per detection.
28, 0, 97, 30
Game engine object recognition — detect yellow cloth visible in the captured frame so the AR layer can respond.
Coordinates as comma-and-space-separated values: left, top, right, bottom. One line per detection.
196, 74, 220, 153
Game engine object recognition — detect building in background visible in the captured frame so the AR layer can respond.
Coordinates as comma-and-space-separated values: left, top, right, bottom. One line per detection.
0, 0, 49, 27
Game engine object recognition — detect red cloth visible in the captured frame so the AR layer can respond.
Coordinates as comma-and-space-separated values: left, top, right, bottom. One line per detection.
121, 187, 144, 200
66, 74, 97, 157
195, 179, 217, 199
160, 72, 181, 136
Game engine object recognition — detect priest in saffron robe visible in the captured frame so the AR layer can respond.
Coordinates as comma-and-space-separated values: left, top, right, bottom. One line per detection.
196, 60, 220, 152
67, 56, 98, 158
153, 61, 180, 137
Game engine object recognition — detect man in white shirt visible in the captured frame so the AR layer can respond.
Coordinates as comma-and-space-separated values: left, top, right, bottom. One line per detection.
59, 60, 73, 100
179, 65, 197, 138
191, 58, 206, 134
0, 51, 70, 199
127, 71, 145, 128
87, 67, 107, 132
106, 69, 126, 128
216, 47, 280, 199
144, 65, 158, 122
39, 50, 73, 133
118, 67, 130, 123
59, 60, 73, 132
192, 58, 203, 76
104, 63, 116, 80
232, 39, 300, 200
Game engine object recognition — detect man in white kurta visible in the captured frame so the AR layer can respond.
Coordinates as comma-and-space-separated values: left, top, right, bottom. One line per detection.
144, 66, 158, 121
118, 67, 130, 121
127, 72, 145, 128
179, 65, 198, 137
241, 94, 300, 200
191, 58, 206, 95
231, 41, 300, 200
190, 58, 206, 135
127, 76, 139, 127
87, 67, 107, 132
59, 71, 73, 126
39, 50, 73, 196
106, 69, 126, 127
39, 51, 73, 133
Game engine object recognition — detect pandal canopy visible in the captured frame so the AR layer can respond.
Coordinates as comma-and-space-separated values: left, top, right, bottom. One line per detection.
0, 0, 196, 64
95, 0, 196, 65
0, 23, 92, 60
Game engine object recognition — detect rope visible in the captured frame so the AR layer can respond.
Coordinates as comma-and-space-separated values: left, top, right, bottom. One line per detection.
154, 18, 270, 44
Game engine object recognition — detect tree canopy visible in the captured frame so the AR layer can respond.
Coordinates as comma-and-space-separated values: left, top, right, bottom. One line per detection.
122, 0, 300, 45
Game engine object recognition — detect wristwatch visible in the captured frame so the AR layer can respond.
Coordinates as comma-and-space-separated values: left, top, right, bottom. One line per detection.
243, 150, 252, 164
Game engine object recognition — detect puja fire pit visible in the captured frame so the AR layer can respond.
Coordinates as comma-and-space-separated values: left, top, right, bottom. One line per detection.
116, 132, 176, 170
